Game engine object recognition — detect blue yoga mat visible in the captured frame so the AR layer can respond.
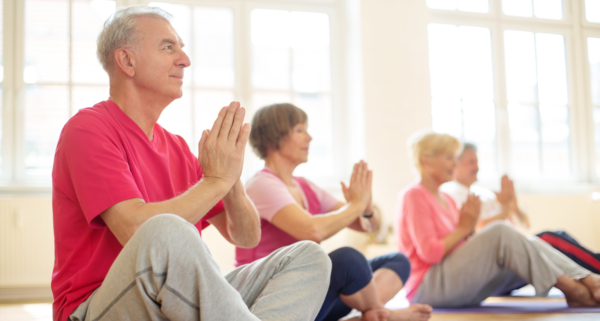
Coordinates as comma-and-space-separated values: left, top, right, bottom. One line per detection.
433, 300, 600, 314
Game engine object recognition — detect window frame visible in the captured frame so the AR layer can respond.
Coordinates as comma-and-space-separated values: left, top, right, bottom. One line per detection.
0, 0, 353, 192
429, 0, 600, 190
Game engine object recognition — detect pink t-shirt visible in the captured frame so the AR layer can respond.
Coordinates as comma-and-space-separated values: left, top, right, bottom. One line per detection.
395, 183, 463, 302
51, 100, 224, 321
235, 169, 339, 265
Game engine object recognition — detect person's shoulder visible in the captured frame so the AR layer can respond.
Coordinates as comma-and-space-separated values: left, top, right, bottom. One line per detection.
402, 183, 428, 198
246, 170, 284, 190
62, 101, 116, 135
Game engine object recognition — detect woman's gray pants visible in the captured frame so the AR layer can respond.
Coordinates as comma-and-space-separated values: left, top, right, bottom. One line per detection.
68, 214, 332, 321
413, 221, 591, 308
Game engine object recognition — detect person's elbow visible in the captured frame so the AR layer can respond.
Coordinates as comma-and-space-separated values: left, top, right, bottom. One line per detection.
233, 229, 261, 248
303, 222, 327, 243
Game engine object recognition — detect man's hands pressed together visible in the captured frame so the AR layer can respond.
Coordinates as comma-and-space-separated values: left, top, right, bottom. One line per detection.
198, 101, 250, 190
100, 101, 260, 247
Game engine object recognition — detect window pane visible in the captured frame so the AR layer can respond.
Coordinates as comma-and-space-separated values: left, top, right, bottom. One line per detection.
72, 0, 114, 84
24, 0, 69, 84
589, 38, 600, 106
586, 0, 600, 23
427, 0, 489, 12
504, 30, 538, 103
427, 0, 456, 10
536, 33, 568, 105
503, 0, 533, 17
291, 12, 331, 93
251, 9, 335, 179
71, 85, 109, 115
428, 24, 497, 177
457, 0, 489, 12
0, 0, 3, 170
589, 38, 600, 177
533, 0, 563, 19
194, 7, 234, 88
595, 108, 600, 176
508, 103, 540, 176
251, 9, 291, 90
504, 31, 571, 177
24, 86, 69, 175
540, 104, 570, 174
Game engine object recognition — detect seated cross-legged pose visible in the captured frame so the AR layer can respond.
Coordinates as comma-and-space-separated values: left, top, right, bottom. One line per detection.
441, 143, 529, 232
441, 142, 600, 294
236, 103, 432, 321
51, 7, 331, 321
395, 131, 600, 308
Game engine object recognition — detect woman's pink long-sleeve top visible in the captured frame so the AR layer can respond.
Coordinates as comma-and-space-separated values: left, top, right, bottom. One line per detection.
395, 183, 463, 301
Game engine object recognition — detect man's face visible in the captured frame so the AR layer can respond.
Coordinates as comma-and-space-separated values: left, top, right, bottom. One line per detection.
454, 149, 479, 186
132, 17, 190, 101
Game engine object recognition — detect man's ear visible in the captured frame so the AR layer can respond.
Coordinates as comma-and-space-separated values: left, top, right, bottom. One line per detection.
113, 48, 136, 78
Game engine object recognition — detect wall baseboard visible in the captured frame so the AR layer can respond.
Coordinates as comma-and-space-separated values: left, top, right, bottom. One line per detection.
0, 287, 53, 302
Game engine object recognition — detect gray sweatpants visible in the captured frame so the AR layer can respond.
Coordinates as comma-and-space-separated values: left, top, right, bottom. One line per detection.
412, 221, 590, 308
68, 214, 332, 321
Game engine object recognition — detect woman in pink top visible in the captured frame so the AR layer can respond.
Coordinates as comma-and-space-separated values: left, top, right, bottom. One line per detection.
237, 103, 432, 321
395, 131, 600, 308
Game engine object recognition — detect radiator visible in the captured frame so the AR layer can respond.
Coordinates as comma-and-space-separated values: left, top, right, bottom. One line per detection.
0, 198, 54, 288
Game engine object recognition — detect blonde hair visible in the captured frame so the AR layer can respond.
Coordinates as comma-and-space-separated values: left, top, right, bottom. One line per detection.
407, 130, 461, 173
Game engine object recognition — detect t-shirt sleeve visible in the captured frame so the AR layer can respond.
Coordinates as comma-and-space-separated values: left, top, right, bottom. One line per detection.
305, 179, 340, 212
402, 190, 446, 264
57, 113, 143, 228
245, 173, 297, 222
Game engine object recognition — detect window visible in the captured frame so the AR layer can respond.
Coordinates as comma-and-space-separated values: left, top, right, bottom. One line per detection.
428, 0, 600, 184
250, 9, 333, 178
590, 37, 600, 176
1, 0, 344, 187
428, 24, 497, 179
148, 2, 235, 149
21, 0, 115, 179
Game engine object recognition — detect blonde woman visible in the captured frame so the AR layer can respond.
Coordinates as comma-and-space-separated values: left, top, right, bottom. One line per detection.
394, 131, 600, 308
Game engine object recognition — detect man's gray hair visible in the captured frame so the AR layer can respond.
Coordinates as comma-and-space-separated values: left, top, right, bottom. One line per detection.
459, 142, 478, 158
97, 6, 173, 72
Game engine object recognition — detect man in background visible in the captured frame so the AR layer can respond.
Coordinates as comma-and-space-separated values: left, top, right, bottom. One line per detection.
441, 143, 530, 231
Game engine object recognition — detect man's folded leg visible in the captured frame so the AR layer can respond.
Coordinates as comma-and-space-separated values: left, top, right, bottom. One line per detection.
226, 241, 332, 321
68, 214, 266, 321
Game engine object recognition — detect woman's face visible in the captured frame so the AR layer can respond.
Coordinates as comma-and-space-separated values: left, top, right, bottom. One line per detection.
278, 123, 312, 165
422, 151, 457, 185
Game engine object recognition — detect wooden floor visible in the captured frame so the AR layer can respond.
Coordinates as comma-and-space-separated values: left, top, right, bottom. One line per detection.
1, 300, 599, 321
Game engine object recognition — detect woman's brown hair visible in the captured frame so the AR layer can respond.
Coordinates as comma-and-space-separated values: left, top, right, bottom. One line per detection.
250, 103, 308, 159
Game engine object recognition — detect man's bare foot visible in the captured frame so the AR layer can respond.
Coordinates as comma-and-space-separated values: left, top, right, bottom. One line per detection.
562, 279, 599, 307
361, 308, 390, 321
581, 274, 600, 303
388, 304, 432, 321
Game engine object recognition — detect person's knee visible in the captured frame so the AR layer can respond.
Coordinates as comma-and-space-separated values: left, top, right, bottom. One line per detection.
294, 240, 332, 273
329, 247, 370, 274
329, 247, 372, 295
481, 221, 516, 238
378, 253, 411, 284
135, 214, 201, 247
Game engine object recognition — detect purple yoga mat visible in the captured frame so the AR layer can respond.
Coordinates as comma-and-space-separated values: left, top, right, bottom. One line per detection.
433, 300, 600, 314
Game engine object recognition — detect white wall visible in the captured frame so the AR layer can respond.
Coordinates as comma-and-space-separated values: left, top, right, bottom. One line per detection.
361, 0, 432, 224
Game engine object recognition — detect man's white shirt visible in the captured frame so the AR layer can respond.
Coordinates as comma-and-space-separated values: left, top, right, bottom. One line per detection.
440, 181, 503, 219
